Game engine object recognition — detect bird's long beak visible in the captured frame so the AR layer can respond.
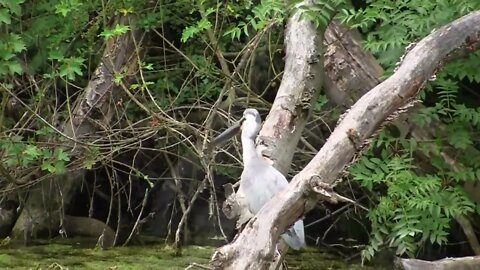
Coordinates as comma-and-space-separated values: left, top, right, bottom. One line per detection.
209, 117, 244, 149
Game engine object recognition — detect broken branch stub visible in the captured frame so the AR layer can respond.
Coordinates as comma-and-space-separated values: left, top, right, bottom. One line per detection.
211, 10, 480, 270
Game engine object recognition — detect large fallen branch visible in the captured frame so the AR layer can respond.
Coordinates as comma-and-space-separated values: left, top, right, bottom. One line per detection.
323, 20, 480, 254
211, 10, 480, 269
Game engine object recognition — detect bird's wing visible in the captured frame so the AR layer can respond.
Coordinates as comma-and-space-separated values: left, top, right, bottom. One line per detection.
264, 167, 306, 249
240, 163, 306, 249
241, 164, 289, 213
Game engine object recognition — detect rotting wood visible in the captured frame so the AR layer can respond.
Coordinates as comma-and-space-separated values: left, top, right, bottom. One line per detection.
323, 20, 383, 108
256, 5, 324, 175
211, 11, 480, 270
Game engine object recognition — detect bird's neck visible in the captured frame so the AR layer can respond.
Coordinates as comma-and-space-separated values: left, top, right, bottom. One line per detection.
241, 134, 258, 166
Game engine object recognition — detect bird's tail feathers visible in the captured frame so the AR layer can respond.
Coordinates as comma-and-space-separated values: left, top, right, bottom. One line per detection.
281, 220, 306, 250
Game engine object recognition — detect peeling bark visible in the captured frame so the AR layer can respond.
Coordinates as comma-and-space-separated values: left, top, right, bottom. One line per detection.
11, 16, 143, 242
257, 0, 324, 175
211, 11, 480, 270
323, 20, 383, 108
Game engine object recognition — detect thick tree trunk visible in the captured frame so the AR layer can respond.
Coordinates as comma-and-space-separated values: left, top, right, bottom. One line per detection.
256, 1, 324, 175
323, 20, 383, 108
211, 11, 480, 270
11, 16, 142, 242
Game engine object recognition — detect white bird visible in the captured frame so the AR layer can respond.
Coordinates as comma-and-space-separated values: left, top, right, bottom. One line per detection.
211, 108, 306, 250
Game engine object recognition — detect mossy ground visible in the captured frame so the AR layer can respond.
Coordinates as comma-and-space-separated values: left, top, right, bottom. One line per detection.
0, 237, 375, 269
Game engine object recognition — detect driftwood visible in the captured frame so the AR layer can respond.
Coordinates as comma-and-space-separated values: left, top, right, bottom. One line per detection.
211, 10, 480, 270
11, 15, 143, 242
395, 256, 480, 270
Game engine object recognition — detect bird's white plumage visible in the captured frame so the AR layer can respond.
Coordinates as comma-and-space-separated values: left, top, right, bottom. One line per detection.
237, 109, 306, 250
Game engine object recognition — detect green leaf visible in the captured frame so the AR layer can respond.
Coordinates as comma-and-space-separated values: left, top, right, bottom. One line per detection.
9, 34, 26, 53
0, 9, 11, 24
42, 149, 53, 159
36, 126, 55, 136
84, 158, 96, 170
99, 24, 131, 40
41, 162, 56, 173
448, 128, 472, 150
54, 160, 67, 173
59, 56, 84, 80
9, 0, 24, 15
48, 50, 64, 61
23, 144, 41, 159
5, 156, 18, 167
7, 61, 22, 75
57, 149, 70, 162
55, 0, 82, 17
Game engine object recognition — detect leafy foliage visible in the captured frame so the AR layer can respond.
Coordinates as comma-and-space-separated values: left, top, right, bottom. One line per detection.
0, 0, 26, 76
339, 0, 480, 67
351, 153, 475, 261
0, 131, 71, 174
296, 0, 349, 28
212, 0, 287, 41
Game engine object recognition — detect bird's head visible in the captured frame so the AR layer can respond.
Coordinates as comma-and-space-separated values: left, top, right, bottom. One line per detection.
208, 108, 262, 149
241, 109, 262, 139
